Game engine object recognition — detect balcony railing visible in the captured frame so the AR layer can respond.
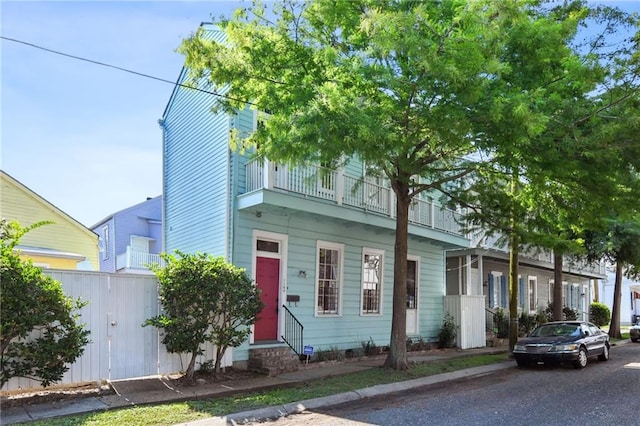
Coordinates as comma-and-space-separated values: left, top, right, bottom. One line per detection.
245, 159, 464, 236
116, 246, 164, 272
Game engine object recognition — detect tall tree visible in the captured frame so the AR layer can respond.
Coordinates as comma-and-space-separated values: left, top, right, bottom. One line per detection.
450, 1, 640, 348
180, 0, 617, 368
0, 219, 90, 387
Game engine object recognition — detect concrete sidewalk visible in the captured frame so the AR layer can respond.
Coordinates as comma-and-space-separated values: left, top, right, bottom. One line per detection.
1, 347, 509, 425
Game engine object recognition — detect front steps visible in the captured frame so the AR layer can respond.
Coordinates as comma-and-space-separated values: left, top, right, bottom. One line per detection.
248, 346, 300, 376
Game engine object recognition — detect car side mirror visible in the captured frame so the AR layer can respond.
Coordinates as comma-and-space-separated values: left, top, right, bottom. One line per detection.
584, 330, 590, 336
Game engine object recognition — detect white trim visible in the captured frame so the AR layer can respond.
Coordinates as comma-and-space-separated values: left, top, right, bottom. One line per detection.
315, 240, 345, 317
527, 275, 538, 313
250, 230, 288, 344
360, 247, 385, 316
406, 254, 420, 335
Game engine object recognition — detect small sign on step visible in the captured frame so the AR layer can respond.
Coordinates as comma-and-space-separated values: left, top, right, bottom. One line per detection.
303, 345, 314, 364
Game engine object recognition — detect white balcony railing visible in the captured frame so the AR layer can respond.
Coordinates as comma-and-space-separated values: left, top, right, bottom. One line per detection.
116, 246, 164, 272
245, 159, 464, 236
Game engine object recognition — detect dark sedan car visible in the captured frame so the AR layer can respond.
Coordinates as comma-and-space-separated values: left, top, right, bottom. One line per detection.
630, 319, 640, 342
513, 321, 610, 369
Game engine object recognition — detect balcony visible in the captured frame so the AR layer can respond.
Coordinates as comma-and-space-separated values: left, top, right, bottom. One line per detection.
116, 246, 164, 274
244, 159, 465, 237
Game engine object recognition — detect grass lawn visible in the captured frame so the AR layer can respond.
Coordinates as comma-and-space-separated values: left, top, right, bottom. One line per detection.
27, 353, 510, 426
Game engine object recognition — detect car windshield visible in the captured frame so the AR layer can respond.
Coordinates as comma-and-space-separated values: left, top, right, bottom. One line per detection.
531, 324, 581, 337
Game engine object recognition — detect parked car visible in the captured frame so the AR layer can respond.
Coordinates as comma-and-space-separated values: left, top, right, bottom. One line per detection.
630, 319, 640, 343
513, 321, 610, 369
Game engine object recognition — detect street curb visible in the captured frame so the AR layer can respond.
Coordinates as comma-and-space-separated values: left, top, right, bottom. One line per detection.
177, 361, 513, 426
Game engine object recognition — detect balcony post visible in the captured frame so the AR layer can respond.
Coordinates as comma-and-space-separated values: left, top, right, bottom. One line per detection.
336, 169, 344, 205
430, 198, 435, 229
263, 160, 273, 189
388, 190, 394, 218
126, 245, 131, 268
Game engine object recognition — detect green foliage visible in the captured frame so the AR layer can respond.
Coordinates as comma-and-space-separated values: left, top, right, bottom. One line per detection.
361, 337, 380, 356
438, 313, 458, 348
144, 251, 263, 379
518, 311, 543, 337
314, 346, 345, 362
492, 308, 510, 338
0, 219, 90, 387
589, 302, 611, 327
543, 303, 578, 321
179, 0, 639, 368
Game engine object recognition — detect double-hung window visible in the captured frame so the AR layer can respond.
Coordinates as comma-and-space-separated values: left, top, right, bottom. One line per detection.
361, 248, 384, 315
316, 241, 344, 315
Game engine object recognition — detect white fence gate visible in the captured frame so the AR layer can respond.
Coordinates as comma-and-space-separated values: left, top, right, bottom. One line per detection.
2, 270, 231, 392
444, 295, 487, 349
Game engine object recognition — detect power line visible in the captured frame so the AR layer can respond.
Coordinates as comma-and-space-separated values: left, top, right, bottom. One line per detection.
0, 35, 256, 107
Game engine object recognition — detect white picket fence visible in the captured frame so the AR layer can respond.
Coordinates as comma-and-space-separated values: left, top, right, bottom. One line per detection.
2, 270, 231, 392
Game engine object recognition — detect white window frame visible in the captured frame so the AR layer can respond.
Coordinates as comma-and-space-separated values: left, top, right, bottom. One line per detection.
527, 276, 537, 312
360, 247, 384, 316
102, 225, 110, 260
491, 271, 503, 309
315, 241, 344, 317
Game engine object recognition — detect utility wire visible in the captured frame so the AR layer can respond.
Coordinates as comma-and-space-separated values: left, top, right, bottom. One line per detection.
0, 35, 257, 107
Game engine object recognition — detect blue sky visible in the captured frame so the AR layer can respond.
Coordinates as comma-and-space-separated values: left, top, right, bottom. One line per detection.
1, 1, 638, 228
1, 0, 243, 227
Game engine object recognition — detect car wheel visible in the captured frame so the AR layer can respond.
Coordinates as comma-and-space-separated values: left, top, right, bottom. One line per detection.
516, 358, 529, 368
598, 344, 610, 361
573, 347, 588, 369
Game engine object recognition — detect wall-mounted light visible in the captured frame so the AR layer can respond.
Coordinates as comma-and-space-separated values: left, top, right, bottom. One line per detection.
298, 270, 307, 278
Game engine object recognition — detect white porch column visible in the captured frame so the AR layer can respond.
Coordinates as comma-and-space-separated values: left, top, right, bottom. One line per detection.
336, 168, 344, 205
263, 160, 273, 189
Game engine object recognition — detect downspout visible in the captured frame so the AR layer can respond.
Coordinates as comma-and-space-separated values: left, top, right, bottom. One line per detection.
227, 116, 235, 263
158, 118, 167, 254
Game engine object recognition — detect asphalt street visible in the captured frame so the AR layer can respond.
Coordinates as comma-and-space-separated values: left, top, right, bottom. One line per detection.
250, 342, 640, 426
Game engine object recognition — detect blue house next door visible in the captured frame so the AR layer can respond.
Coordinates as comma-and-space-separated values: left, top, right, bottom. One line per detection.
255, 256, 280, 341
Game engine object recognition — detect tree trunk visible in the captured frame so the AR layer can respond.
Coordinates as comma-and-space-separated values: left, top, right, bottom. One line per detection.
508, 232, 519, 353
553, 252, 563, 321
185, 351, 198, 380
609, 262, 623, 338
507, 172, 519, 353
384, 181, 409, 371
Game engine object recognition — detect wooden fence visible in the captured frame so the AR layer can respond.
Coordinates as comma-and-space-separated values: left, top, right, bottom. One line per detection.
2, 270, 231, 392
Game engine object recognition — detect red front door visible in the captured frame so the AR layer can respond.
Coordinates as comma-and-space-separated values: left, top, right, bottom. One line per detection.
254, 256, 280, 341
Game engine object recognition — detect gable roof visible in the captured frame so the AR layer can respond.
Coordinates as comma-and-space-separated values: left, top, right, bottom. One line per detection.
1, 170, 97, 239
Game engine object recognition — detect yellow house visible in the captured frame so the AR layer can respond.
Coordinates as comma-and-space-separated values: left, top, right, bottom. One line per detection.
0, 170, 99, 270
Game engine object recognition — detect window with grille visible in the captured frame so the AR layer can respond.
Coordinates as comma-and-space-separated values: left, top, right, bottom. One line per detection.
407, 259, 417, 309
361, 249, 383, 314
316, 242, 343, 315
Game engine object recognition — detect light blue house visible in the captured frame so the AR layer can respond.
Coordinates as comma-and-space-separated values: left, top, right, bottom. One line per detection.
91, 196, 163, 274
599, 270, 640, 325
159, 23, 473, 370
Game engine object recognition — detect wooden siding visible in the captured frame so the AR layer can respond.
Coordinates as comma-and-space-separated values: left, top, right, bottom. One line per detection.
162, 26, 230, 257
231, 209, 446, 362
2, 270, 231, 392
91, 197, 162, 273
1, 172, 98, 270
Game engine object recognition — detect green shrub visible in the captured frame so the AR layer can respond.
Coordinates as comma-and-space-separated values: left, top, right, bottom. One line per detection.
589, 302, 611, 327
315, 346, 344, 362
493, 308, 509, 338
362, 337, 380, 356
438, 313, 457, 348
544, 303, 579, 321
